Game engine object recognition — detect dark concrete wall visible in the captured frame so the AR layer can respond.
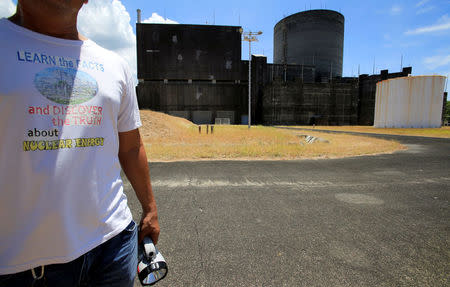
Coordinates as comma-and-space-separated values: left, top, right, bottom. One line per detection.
262, 78, 358, 125
137, 81, 246, 124
274, 10, 344, 78
267, 64, 316, 83
243, 56, 317, 125
137, 24, 242, 81
136, 23, 245, 125
136, 65, 412, 126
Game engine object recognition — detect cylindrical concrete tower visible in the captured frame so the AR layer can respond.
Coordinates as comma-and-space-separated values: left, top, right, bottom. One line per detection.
274, 9, 344, 78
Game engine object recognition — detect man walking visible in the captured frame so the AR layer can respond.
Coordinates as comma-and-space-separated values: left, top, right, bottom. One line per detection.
0, 1, 159, 286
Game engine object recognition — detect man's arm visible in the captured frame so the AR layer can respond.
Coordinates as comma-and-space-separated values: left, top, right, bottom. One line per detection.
118, 128, 160, 244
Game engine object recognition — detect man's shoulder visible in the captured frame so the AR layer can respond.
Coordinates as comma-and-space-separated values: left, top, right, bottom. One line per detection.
84, 40, 130, 73
0, 18, 12, 35
84, 40, 123, 61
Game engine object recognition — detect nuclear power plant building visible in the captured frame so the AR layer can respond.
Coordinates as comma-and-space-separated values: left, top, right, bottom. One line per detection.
136, 9, 412, 126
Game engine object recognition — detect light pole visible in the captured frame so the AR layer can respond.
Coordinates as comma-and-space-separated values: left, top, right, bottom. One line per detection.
242, 30, 262, 129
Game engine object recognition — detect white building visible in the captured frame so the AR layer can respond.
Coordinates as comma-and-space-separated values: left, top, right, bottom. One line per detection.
374, 75, 446, 128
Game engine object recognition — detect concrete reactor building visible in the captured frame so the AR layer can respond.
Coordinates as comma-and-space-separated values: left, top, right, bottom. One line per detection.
137, 23, 245, 124
274, 10, 344, 79
136, 9, 428, 126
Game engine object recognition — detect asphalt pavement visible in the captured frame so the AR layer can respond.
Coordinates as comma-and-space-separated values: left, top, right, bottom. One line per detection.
124, 130, 450, 287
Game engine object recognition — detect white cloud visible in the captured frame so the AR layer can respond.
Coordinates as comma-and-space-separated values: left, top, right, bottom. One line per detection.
416, 0, 431, 7
417, 6, 435, 15
405, 14, 450, 35
0, 0, 15, 18
423, 54, 450, 69
142, 13, 179, 24
78, 0, 137, 80
390, 5, 402, 15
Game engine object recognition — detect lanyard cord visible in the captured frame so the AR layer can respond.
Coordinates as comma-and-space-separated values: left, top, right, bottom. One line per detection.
31, 266, 45, 280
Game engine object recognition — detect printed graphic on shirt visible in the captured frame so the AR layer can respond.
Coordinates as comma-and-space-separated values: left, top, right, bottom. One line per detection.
23, 137, 104, 152
27, 104, 103, 127
34, 67, 98, 105
17, 50, 107, 152
17, 50, 105, 72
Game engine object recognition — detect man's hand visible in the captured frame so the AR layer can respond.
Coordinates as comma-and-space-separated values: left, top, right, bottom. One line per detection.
139, 209, 160, 244
118, 128, 160, 244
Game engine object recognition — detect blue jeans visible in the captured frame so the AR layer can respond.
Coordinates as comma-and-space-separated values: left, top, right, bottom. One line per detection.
0, 220, 138, 287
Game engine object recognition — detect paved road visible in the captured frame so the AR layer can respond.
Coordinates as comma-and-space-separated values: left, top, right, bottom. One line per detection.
125, 131, 450, 287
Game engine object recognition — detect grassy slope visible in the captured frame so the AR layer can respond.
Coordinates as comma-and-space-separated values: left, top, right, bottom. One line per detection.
139, 110, 405, 161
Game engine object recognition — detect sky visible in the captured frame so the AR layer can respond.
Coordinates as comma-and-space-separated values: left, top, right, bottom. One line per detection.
1, 0, 449, 92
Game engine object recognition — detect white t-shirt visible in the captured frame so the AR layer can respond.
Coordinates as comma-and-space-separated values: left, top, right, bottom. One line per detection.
0, 18, 141, 275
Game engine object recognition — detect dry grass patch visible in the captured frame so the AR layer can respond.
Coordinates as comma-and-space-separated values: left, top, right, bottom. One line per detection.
140, 110, 405, 161
290, 126, 450, 138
